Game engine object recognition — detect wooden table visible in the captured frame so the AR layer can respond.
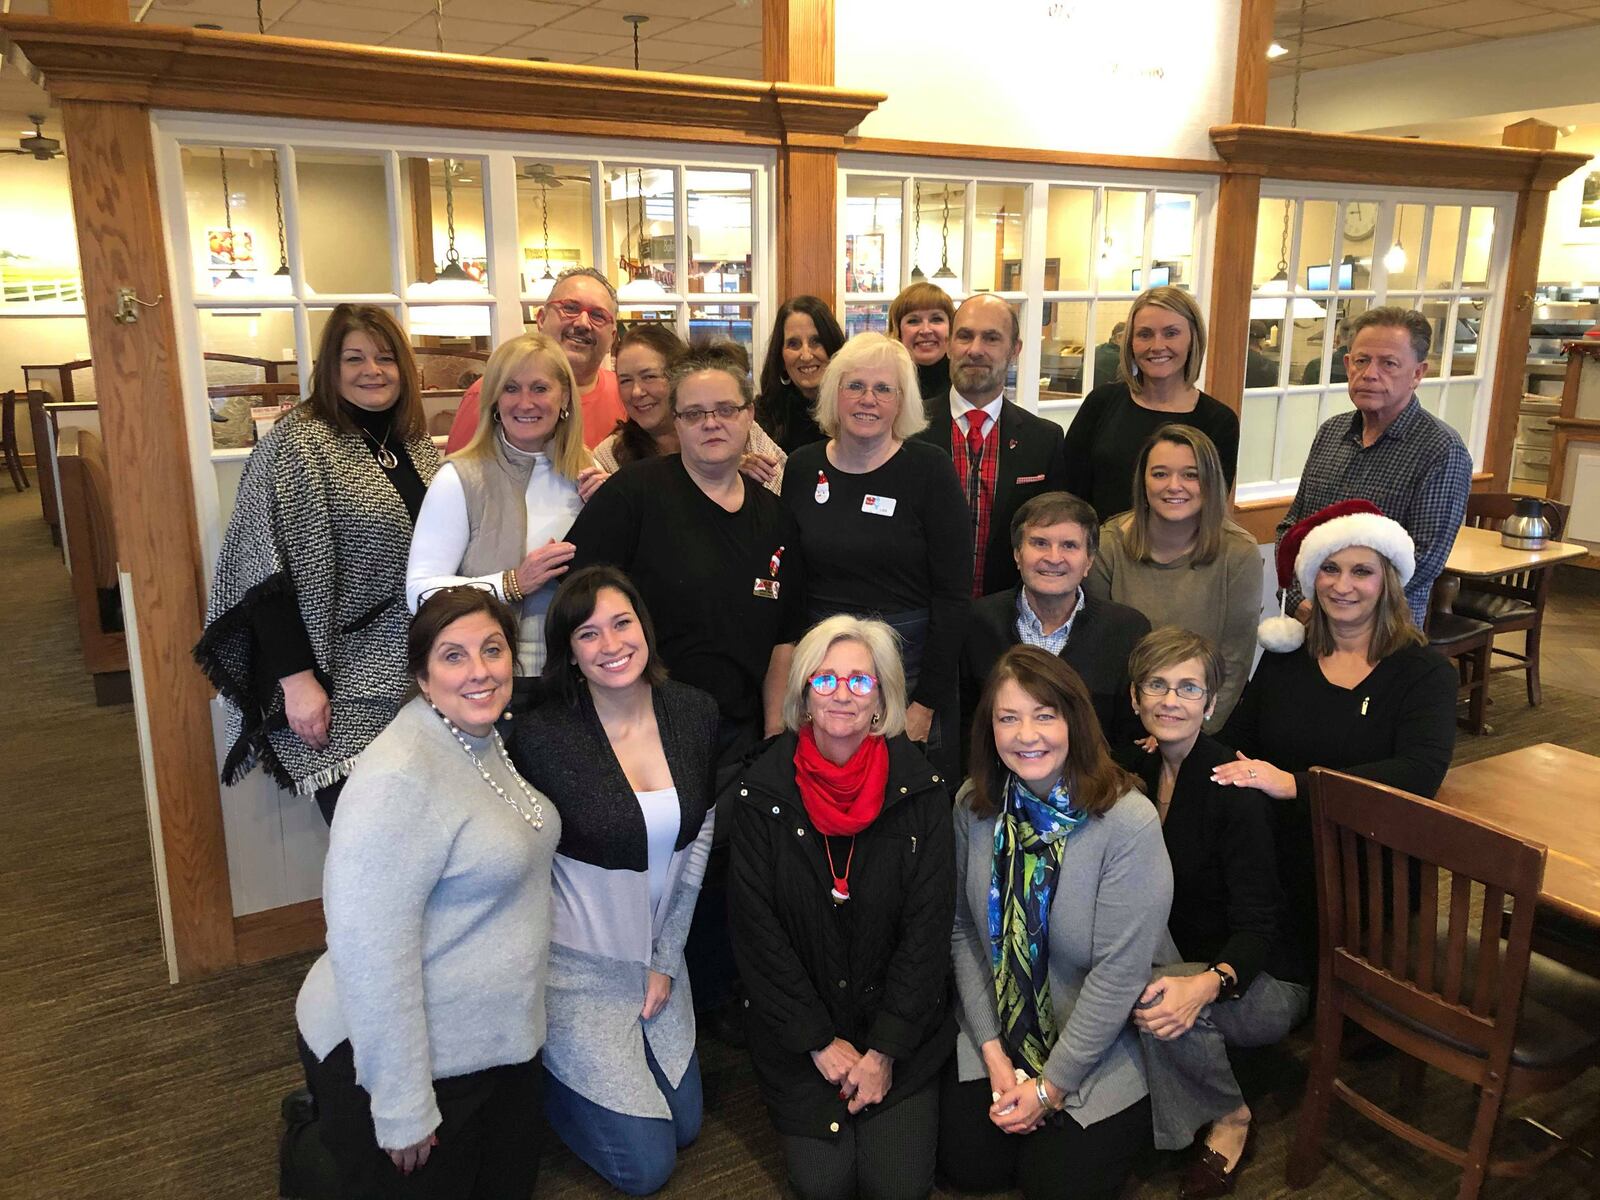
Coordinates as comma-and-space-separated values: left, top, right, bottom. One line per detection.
1443, 523, 1588, 578
1435, 743, 1600, 926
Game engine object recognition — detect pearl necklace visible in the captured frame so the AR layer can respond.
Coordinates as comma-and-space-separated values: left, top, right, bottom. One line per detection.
431, 703, 545, 830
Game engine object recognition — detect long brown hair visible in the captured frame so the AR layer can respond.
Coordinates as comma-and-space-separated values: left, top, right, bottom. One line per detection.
1119, 423, 1242, 566
612, 322, 689, 467
967, 645, 1136, 820
307, 304, 425, 439
1305, 555, 1425, 663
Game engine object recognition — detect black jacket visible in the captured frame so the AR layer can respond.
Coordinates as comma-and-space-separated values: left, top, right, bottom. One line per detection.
914, 391, 1068, 595
727, 731, 956, 1139
960, 587, 1151, 767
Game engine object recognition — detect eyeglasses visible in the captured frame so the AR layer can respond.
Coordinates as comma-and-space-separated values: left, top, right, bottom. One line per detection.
545, 298, 616, 329
840, 380, 899, 400
675, 402, 751, 425
808, 671, 878, 697
416, 580, 498, 605
1138, 678, 1208, 701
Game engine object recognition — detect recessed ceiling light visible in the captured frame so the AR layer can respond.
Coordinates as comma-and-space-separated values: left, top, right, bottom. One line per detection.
1266, 42, 1289, 59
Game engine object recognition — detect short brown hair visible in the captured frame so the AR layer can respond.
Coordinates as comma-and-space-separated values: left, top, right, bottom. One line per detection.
967, 645, 1137, 820
611, 322, 689, 466
307, 304, 425, 440
670, 339, 756, 410
1122, 287, 1207, 393
407, 586, 519, 683
888, 282, 956, 336
1127, 626, 1225, 700
1347, 305, 1431, 362
1010, 491, 1100, 557
1305, 555, 1425, 662
540, 565, 668, 705
1120, 424, 1240, 566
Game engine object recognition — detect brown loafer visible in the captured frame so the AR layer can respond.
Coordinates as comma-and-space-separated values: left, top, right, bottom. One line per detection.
1178, 1125, 1253, 1200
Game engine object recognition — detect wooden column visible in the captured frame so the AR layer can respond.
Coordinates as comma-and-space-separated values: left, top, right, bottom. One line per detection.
764, 0, 838, 306
408, 158, 437, 284
58, 99, 236, 978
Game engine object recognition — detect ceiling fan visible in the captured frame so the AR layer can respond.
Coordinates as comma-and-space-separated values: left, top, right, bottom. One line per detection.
2, 115, 63, 161
518, 162, 588, 188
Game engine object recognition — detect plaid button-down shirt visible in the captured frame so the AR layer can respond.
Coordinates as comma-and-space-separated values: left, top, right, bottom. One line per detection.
1276, 397, 1473, 627
1014, 586, 1084, 656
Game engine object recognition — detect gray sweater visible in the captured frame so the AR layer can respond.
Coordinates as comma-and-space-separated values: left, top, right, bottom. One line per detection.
951, 784, 1174, 1128
296, 697, 560, 1150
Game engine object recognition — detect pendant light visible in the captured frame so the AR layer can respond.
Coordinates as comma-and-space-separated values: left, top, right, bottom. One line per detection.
256, 0, 291, 294
1383, 208, 1408, 273
215, 147, 252, 293
909, 181, 925, 281
528, 175, 557, 301
931, 183, 957, 281
618, 14, 668, 302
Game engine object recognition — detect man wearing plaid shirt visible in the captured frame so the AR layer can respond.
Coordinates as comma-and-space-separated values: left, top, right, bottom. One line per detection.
1276, 306, 1472, 628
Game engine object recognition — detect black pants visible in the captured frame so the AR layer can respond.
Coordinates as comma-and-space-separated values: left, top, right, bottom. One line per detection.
315, 778, 347, 827
297, 1036, 542, 1200
937, 1064, 1151, 1200
781, 1077, 939, 1200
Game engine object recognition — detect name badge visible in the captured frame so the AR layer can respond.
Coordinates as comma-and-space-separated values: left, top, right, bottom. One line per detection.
753, 578, 781, 600
862, 494, 897, 517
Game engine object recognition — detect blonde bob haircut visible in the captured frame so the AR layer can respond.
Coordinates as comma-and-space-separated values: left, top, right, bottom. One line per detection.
454, 331, 593, 481
1121, 285, 1208, 393
1305, 554, 1425, 664
782, 614, 908, 739
1118, 423, 1243, 567
813, 333, 928, 442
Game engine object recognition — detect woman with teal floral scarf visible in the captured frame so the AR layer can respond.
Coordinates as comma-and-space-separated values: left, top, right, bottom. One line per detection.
941, 645, 1173, 1200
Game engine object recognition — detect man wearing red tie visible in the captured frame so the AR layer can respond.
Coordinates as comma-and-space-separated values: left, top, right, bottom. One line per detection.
916, 292, 1067, 596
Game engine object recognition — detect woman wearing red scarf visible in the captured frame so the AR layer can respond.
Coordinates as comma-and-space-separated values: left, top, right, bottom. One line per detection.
728, 615, 956, 1200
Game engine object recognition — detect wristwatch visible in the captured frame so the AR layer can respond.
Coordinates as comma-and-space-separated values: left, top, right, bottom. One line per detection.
1205, 964, 1238, 1000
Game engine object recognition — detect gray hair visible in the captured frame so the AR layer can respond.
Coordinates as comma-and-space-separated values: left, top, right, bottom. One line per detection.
783, 615, 908, 738
813, 333, 928, 442
552, 265, 619, 310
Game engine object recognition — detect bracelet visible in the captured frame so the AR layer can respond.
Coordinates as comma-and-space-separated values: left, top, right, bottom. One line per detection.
1034, 1078, 1058, 1112
501, 569, 523, 603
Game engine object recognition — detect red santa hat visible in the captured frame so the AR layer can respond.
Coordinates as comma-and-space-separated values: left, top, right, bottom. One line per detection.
1257, 499, 1416, 652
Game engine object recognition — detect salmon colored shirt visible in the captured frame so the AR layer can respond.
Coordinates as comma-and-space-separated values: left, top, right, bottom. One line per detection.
444, 369, 623, 454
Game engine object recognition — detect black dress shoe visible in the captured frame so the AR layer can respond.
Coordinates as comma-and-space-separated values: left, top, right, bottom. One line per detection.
1179, 1124, 1252, 1200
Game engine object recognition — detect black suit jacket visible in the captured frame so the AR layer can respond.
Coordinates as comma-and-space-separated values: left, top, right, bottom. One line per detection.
915, 390, 1068, 595
958, 587, 1151, 774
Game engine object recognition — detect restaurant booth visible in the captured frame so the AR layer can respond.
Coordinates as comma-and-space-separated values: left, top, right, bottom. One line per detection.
0, 0, 1588, 981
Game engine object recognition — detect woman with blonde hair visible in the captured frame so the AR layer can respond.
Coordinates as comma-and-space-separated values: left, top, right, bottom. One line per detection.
1062, 286, 1239, 521
729, 614, 955, 1200
407, 331, 607, 687
780, 332, 971, 786
1086, 424, 1259, 731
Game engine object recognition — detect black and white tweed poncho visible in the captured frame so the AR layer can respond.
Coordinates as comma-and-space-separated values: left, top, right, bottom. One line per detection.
195, 404, 439, 795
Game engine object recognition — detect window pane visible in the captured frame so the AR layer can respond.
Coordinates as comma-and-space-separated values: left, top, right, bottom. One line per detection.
605, 166, 678, 297
1462, 207, 1495, 288
1449, 298, 1486, 379
1424, 206, 1464, 290
1278, 393, 1322, 484
1102, 190, 1146, 292
400, 156, 489, 300
516, 160, 593, 295
1385, 203, 1425, 291
1085, 303, 1127, 393
1246, 317, 1285, 390
615, 303, 679, 330
1152, 193, 1196, 287
845, 302, 889, 338
1042, 300, 1088, 399
1045, 186, 1095, 292
298, 151, 390, 295
973, 183, 1026, 293
689, 303, 756, 355
1298, 297, 1363, 387
408, 305, 493, 345
844, 176, 901, 294
1415, 379, 1446, 418
1442, 383, 1476, 443
1238, 394, 1277, 485
1037, 402, 1078, 435
200, 307, 298, 448
688, 170, 752, 296
1254, 197, 1294, 289
909, 178, 965, 293
1298, 200, 1338, 289
1416, 296, 1452, 376
182, 145, 291, 297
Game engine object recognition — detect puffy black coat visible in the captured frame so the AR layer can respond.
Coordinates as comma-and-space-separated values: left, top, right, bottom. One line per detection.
727, 731, 956, 1139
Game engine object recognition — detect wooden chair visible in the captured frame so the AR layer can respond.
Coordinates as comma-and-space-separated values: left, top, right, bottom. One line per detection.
1288, 769, 1600, 1200
2, 389, 29, 491
413, 346, 487, 392
1452, 494, 1572, 707
56, 427, 131, 704
1426, 577, 1495, 735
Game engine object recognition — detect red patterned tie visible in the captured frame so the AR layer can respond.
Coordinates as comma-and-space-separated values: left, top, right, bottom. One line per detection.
965, 409, 988, 462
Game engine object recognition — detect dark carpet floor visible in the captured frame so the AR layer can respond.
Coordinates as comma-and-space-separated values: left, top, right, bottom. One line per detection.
1, 484, 1596, 1199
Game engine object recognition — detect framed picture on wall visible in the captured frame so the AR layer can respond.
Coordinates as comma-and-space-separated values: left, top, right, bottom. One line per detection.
845, 232, 885, 294
1562, 168, 1600, 244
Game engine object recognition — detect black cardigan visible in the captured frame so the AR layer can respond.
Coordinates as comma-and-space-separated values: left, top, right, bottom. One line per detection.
727, 731, 957, 1139
510, 678, 719, 870
1116, 734, 1301, 988
960, 587, 1151, 766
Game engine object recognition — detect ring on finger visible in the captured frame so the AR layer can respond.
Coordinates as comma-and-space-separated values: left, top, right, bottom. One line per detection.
1248, 768, 1257, 778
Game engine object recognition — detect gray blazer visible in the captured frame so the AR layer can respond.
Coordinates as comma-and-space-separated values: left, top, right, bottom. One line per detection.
951, 784, 1175, 1128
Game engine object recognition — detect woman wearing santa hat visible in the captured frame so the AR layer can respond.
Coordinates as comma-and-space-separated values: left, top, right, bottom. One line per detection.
1212, 499, 1456, 980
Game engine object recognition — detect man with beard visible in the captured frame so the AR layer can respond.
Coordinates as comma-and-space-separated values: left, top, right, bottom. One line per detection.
916, 292, 1066, 596
445, 266, 626, 452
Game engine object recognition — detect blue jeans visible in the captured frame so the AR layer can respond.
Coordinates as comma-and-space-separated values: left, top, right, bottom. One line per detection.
543, 1046, 702, 1196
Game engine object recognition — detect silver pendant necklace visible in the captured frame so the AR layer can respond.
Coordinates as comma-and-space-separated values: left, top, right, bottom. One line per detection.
358, 424, 400, 470
431, 703, 545, 829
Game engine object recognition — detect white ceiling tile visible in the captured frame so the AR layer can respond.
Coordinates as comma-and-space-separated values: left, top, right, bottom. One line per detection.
658, 19, 755, 46
444, 0, 574, 23
501, 46, 602, 65
1400, 0, 1551, 27
146, 0, 297, 20
1465, 11, 1594, 35
273, 0, 416, 33
1303, 0, 1437, 20
504, 27, 630, 54
393, 9, 541, 44
1295, 45, 1400, 68
1386, 28, 1490, 52
1298, 16, 1437, 46
544, 6, 686, 36
587, 0, 738, 16
692, 45, 760, 67
380, 30, 504, 54
702, 0, 762, 26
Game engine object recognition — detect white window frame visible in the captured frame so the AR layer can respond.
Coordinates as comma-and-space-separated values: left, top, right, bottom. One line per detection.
150, 111, 776, 575
838, 153, 1218, 419
1237, 180, 1514, 504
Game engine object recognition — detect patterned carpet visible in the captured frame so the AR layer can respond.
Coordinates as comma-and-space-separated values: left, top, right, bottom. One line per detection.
1, 483, 1595, 1200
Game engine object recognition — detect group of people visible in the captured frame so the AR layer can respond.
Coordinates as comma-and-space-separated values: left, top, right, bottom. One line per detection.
193, 264, 1470, 1200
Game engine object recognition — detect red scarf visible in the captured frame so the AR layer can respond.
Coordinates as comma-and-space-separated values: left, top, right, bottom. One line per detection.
793, 726, 889, 836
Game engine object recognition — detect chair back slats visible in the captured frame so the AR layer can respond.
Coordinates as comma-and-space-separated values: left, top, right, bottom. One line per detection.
1339, 826, 1361, 949
1363, 835, 1387, 969
1331, 949, 1495, 1051
1415, 864, 1438, 994
1389, 847, 1412, 977
1469, 885, 1505, 1019
1441, 873, 1472, 1005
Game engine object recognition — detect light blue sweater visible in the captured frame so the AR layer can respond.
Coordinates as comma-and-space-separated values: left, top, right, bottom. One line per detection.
296, 696, 560, 1150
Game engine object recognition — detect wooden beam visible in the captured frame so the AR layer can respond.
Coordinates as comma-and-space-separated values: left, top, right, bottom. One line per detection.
407, 157, 436, 285
763, 0, 832, 87
764, 0, 838, 306
1484, 193, 1554, 487
1501, 119, 1557, 152
1204, 172, 1260, 418
0, 18, 881, 145
58, 98, 236, 978
841, 136, 1221, 177
1232, 0, 1275, 126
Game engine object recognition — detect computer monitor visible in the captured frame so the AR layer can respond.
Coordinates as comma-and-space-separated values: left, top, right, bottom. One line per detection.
1131, 265, 1171, 289
1306, 262, 1354, 291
